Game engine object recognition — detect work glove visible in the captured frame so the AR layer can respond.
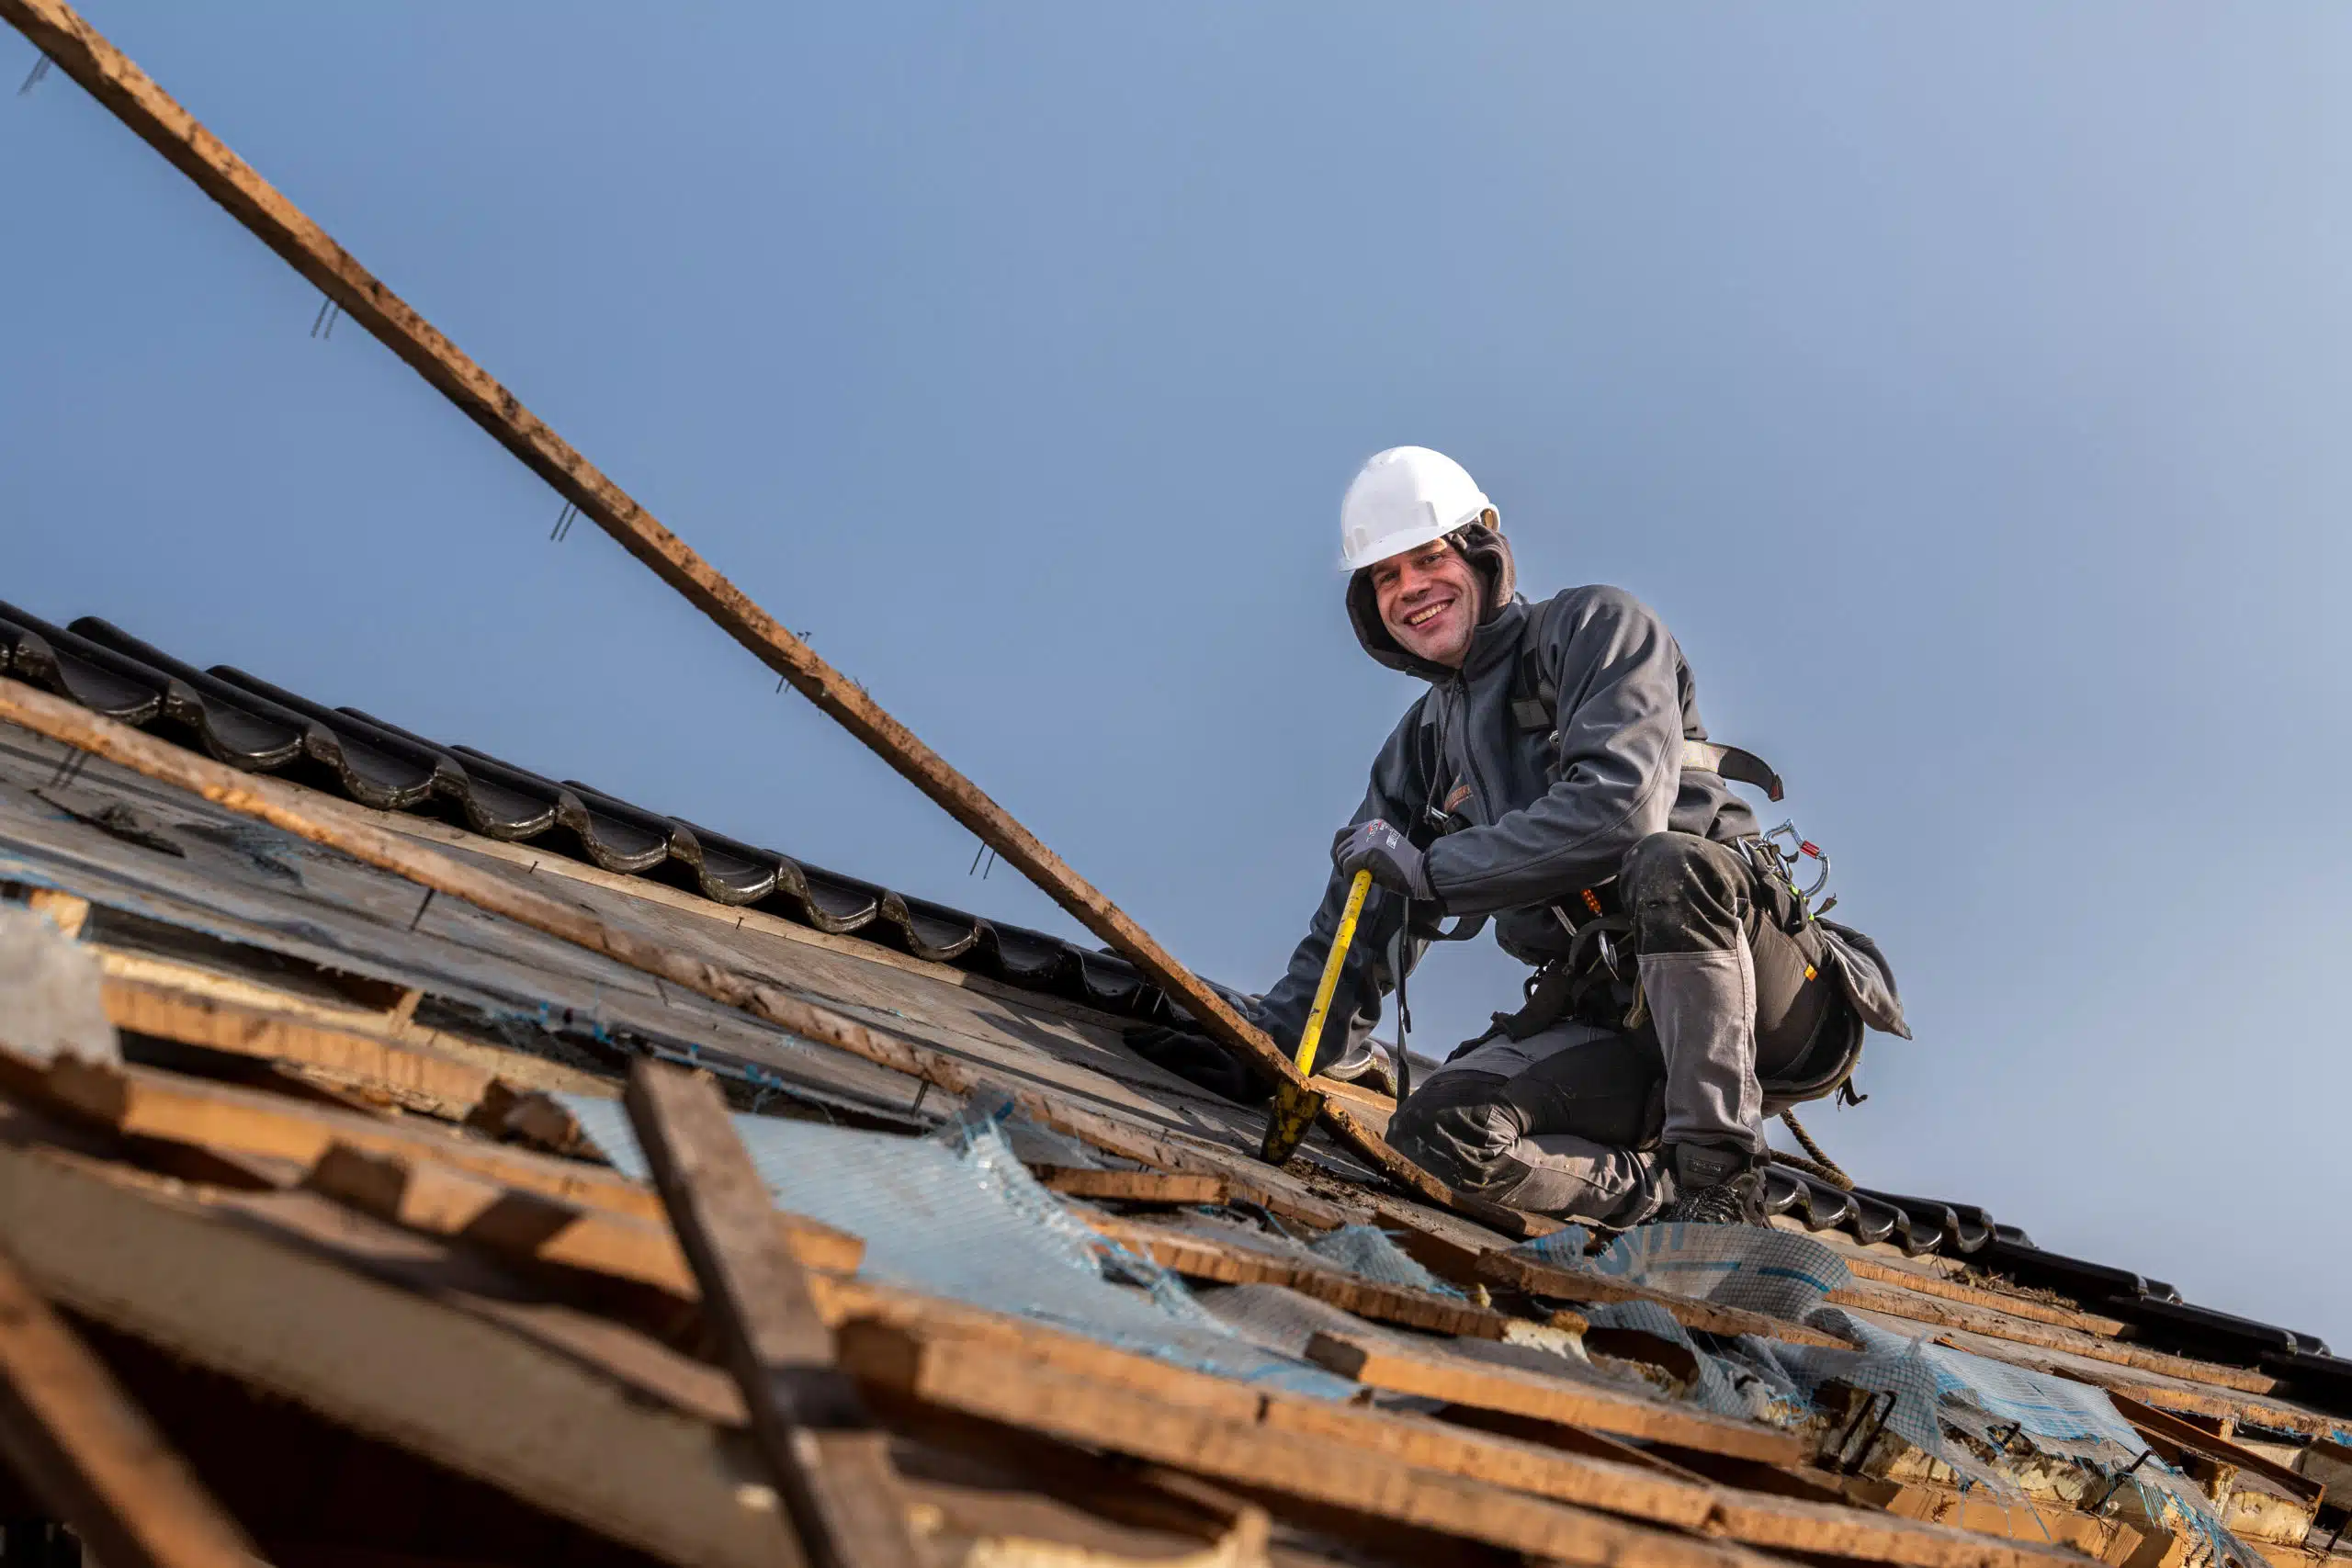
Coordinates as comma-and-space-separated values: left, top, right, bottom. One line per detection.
1330, 818, 1437, 902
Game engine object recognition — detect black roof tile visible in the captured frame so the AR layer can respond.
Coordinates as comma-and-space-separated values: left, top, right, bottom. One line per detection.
1, 604, 1164, 1026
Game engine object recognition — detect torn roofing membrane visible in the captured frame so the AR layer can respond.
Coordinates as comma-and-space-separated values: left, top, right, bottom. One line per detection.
5, 593, 2349, 1414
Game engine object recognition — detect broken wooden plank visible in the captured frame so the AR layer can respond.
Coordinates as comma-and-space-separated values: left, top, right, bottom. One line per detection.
1088, 1214, 1510, 1338
1476, 1248, 1854, 1350
624, 1061, 925, 1568
306, 1141, 702, 1300
2110, 1393, 2322, 1508
101, 975, 499, 1119
0, 1129, 796, 1568
93, 942, 614, 1100
0, 3, 1470, 1212
837, 1317, 1758, 1568
0, 1239, 260, 1568
1835, 1477, 2145, 1568
1841, 1256, 2130, 1338
820, 1281, 1720, 1530
1030, 1166, 1229, 1206
842, 1316, 2088, 1568
1831, 1280, 2279, 1396
1301, 1328, 1805, 1465
31, 1052, 863, 1272
2107, 1392, 2325, 1547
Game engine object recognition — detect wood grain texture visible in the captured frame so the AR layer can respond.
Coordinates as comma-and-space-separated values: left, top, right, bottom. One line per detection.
624, 1063, 924, 1568
33, 1051, 863, 1271
0, 0, 1475, 1211
1031, 1167, 1230, 1205
0, 1241, 261, 1568
836, 1320, 1765, 1568
1301, 1330, 1807, 1464
102, 975, 498, 1118
1476, 1249, 1853, 1350
1827, 1280, 2277, 1395
0, 1132, 797, 1568
1088, 1215, 1510, 1338
1839, 1257, 2130, 1338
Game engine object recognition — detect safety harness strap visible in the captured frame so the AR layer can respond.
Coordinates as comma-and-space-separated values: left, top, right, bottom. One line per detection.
1510, 596, 1784, 802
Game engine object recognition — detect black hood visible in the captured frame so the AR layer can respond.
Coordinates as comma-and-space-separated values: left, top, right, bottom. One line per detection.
1345, 522, 1521, 681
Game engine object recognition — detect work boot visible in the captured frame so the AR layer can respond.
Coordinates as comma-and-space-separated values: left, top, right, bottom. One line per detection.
1649, 1142, 1768, 1227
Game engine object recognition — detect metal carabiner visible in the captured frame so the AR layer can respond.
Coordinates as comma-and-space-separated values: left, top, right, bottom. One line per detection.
1765, 820, 1833, 902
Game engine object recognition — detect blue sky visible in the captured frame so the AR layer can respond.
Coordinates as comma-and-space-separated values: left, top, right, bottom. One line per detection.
5, 5, 2346, 1339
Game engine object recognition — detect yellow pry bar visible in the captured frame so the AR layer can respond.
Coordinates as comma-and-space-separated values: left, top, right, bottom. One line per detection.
1258, 870, 1372, 1164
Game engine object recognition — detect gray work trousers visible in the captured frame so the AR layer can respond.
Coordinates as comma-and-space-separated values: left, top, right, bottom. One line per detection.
1386, 831, 1842, 1225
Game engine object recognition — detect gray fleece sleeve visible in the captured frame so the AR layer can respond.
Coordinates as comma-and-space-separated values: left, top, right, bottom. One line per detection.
1254, 705, 1427, 1053
1422, 587, 1682, 916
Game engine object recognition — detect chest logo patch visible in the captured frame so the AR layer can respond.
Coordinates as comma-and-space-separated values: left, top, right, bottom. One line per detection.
1443, 781, 1474, 813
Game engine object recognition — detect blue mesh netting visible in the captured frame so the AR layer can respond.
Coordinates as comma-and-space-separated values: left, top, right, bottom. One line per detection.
1303, 1224, 1465, 1299
559, 1093, 1356, 1397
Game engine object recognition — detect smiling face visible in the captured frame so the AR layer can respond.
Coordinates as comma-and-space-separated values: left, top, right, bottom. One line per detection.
1371, 536, 1484, 669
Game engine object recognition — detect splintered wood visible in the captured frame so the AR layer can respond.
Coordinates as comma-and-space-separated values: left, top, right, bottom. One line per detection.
625, 1062, 927, 1568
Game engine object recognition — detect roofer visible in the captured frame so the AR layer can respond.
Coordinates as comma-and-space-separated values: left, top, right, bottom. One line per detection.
1130, 447, 1908, 1227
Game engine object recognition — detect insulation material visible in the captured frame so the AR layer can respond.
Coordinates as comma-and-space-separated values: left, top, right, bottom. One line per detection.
560, 1092, 1357, 1397
0, 902, 117, 1065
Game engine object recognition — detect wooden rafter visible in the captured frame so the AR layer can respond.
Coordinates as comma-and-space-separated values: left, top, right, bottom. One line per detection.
0, 0, 1450, 1200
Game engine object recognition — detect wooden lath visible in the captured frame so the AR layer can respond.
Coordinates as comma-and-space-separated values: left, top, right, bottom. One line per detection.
0, 0, 1458, 1202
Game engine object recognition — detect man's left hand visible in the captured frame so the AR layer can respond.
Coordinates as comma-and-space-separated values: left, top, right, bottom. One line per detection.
1331, 818, 1437, 902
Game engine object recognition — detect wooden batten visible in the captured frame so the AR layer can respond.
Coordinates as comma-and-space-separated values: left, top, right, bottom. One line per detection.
1031, 1167, 1230, 1206
1476, 1248, 1853, 1349
1087, 1215, 1511, 1339
1302, 1329, 1807, 1465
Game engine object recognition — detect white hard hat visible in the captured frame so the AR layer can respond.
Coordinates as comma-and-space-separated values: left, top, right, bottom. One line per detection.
1338, 446, 1494, 571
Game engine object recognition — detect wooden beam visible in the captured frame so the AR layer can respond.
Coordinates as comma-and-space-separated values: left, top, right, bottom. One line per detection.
1476, 1248, 1854, 1350
623, 1062, 924, 1568
0, 0, 1457, 1204
1085, 1215, 1512, 1339
0, 1132, 797, 1568
840, 1317, 2088, 1568
1029, 1167, 1229, 1206
306, 1141, 704, 1299
836, 1318, 1758, 1568
0, 1240, 260, 1568
1829, 1280, 2278, 1396
1300, 1330, 1806, 1465
1834, 1479, 2146, 1568
33, 1051, 864, 1273
102, 975, 499, 1119
1840, 1257, 2130, 1338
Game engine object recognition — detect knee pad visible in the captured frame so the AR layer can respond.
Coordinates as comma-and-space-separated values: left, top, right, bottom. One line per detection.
1389, 1071, 1525, 1192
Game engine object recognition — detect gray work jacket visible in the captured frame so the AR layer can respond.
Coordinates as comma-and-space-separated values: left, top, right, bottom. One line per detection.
1256, 584, 1908, 1056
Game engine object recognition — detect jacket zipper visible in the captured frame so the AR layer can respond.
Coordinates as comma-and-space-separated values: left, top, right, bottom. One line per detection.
1448, 672, 1498, 826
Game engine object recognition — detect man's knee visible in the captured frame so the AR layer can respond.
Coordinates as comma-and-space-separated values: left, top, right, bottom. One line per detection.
1388, 1071, 1526, 1194
1620, 831, 1745, 953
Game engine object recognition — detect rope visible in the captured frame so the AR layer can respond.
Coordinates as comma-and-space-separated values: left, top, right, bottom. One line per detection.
1774, 1108, 1855, 1190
